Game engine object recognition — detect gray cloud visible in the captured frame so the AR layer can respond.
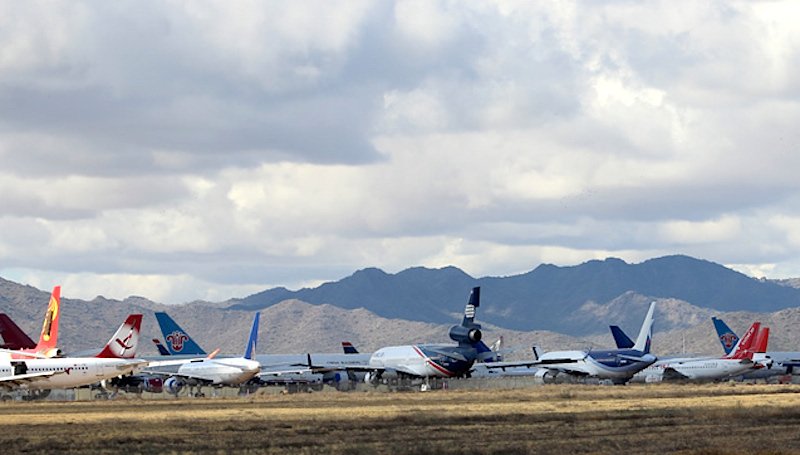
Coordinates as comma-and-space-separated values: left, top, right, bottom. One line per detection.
2, 1, 800, 303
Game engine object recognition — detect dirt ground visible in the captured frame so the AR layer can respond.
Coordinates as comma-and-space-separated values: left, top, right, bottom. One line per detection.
2, 383, 800, 454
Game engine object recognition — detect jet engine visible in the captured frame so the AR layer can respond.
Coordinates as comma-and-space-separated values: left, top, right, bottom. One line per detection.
163, 376, 185, 395
533, 369, 558, 384
448, 325, 482, 344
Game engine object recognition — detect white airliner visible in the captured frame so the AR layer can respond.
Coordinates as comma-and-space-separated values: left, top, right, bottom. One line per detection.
0, 315, 146, 390
486, 302, 657, 384
143, 313, 262, 396
631, 321, 770, 383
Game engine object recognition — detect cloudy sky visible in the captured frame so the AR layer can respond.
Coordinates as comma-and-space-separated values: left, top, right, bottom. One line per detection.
2, 0, 800, 304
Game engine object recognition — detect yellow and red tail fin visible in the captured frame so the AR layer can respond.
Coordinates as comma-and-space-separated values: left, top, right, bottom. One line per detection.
34, 286, 61, 358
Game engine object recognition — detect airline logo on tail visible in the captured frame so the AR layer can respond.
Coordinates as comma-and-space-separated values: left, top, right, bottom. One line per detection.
96, 314, 142, 358
40, 290, 59, 342
166, 331, 190, 352
719, 332, 737, 350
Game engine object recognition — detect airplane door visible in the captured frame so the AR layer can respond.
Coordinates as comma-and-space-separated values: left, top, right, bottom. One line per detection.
12, 361, 27, 376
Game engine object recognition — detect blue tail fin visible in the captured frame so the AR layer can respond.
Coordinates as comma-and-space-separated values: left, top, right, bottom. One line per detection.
712, 317, 739, 356
610, 325, 635, 349
154, 312, 206, 355
244, 312, 259, 360
461, 287, 480, 326
342, 341, 359, 354
152, 338, 171, 356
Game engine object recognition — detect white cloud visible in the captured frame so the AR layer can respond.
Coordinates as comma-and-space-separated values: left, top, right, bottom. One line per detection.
2, 1, 800, 303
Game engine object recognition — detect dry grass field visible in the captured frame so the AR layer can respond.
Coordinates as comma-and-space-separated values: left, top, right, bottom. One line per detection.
2, 383, 800, 454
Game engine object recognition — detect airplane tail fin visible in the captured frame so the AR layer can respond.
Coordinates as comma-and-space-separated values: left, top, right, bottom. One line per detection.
0, 314, 37, 350
243, 312, 259, 360
476, 336, 505, 362
632, 301, 656, 354
449, 287, 483, 347
726, 322, 760, 360
152, 338, 171, 356
154, 312, 206, 355
342, 342, 359, 354
711, 317, 740, 356
461, 286, 480, 326
34, 286, 62, 357
610, 325, 635, 349
753, 327, 769, 353
96, 314, 143, 358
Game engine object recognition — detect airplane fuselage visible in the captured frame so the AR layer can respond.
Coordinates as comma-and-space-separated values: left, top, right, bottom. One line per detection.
632, 358, 757, 382
538, 349, 656, 380
368, 344, 476, 378
1, 357, 142, 390
176, 358, 261, 385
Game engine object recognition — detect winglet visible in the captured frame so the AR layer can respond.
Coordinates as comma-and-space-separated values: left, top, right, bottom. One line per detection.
206, 348, 221, 359
633, 301, 656, 354
243, 312, 260, 360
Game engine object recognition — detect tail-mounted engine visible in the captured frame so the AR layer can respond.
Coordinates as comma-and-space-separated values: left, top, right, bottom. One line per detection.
449, 324, 482, 345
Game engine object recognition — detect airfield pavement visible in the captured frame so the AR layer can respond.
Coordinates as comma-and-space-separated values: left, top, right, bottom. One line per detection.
2, 383, 800, 454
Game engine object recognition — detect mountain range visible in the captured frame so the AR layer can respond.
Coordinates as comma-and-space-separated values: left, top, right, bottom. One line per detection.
2, 255, 800, 357
230, 255, 800, 334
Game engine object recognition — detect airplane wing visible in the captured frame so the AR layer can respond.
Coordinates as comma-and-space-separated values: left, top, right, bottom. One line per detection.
480, 359, 592, 377
0, 370, 60, 388
661, 367, 689, 381
424, 347, 468, 362
617, 354, 656, 363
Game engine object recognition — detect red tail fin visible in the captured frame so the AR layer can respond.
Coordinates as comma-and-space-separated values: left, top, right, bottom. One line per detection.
726, 322, 760, 360
96, 314, 142, 358
34, 286, 61, 357
752, 327, 769, 353
0, 314, 37, 349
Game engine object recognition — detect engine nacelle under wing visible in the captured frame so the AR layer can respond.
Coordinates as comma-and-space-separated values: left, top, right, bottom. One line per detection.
164, 376, 185, 395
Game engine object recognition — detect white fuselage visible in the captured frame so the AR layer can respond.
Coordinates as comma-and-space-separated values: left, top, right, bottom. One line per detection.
632, 357, 756, 382
176, 358, 261, 385
1, 357, 142, 390
368, 345, 456, 378
537, 350, 656, 380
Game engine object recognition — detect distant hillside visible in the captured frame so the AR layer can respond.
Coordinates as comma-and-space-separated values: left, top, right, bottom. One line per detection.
3, 277, 800, 358
230, 255, 800, 334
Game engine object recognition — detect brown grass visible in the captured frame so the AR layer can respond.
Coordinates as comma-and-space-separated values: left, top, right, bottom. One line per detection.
2, 383, 800, 454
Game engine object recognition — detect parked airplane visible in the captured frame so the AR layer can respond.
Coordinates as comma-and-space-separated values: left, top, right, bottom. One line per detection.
150, 313, 372, 391
0, 314, 146, 390
297, 287, 488, 386
630, 321, 770, 383
486, 302, 657, 384
712, 317, 800, 380
144, 313, 262, 396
